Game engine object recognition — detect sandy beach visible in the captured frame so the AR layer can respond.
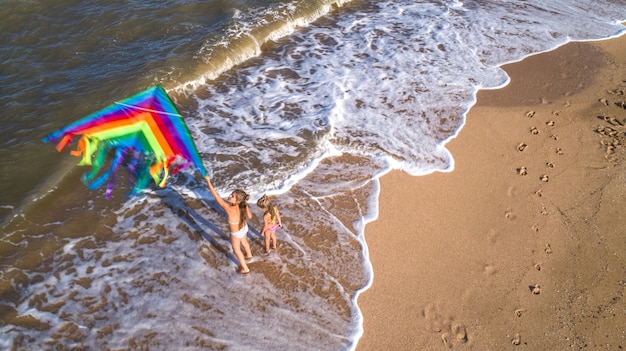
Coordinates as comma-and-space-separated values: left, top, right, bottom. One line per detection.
357, 34, 626, 350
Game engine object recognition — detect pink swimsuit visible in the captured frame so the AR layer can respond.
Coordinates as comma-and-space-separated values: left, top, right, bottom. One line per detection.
266, 222, 280, 232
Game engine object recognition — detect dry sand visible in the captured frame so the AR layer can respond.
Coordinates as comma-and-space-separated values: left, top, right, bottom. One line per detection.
357, 35, 626, 350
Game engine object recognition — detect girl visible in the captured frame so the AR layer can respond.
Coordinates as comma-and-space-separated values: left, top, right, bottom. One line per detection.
205, 175, 253, 274
257, 194, 282, 254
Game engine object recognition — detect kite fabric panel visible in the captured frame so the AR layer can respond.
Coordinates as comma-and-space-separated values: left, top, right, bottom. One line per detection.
43, 85, 207, 198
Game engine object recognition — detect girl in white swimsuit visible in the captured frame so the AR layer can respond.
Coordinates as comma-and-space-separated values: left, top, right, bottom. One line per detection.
205, 175, 253, 274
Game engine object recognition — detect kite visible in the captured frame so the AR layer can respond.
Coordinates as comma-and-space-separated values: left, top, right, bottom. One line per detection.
43, 85, 207, 198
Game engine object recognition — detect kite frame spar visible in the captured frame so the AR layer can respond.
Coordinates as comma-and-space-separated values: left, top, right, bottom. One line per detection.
43, 86, 207, 198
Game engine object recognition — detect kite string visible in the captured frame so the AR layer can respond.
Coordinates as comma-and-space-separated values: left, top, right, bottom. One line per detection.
114, 101, 182, 117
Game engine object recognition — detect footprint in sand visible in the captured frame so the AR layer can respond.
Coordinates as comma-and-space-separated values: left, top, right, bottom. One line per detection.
507, 186, 516, 197
483, 264, 496, 276
556, 147, 563, 155
607, 88, 624, 96
424, 304, 469, 348
505, 210, 516, 220
601, 115, 625, 126
440, 325, 468, 348
487, 229, 500, 244
512, 333, 521, 345
540, 174, 549, 182
597, 125, 621, 137
441, 333, 452, 348
515, 308, 526, 317
517, 142, 528, 152
531, 284, 541, 295
545, 243, 553, 254
546, 120, 555, 126
534, 263, 542, 271
530, 127, 540, 135
453, 324, 468, 343
546, 162, 555, 168
422, 303, 444, 332
526, 111, 535, 118
517, 166, 528, 176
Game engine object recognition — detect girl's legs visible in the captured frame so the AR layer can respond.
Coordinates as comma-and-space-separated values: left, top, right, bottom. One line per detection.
264, 232, 271, 253
269, 231, 277, 250
241, 236, 252, 259
230, 236, 250, 273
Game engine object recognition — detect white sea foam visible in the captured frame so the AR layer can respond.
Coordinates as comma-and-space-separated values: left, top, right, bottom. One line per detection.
175, 0, 626, 192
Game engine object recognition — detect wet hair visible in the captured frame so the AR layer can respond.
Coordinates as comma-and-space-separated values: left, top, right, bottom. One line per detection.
256, 194, 277, 222
232, 189, 249, 229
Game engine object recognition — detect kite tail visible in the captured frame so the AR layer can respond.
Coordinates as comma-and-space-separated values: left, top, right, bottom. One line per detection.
126, 150, 151, 197
72, 136, 101, 166
52, 134, 73, 152
84, 148, 126, 199
81, 146, 108, 183
149, 159, 169, 188
105, 148, 129, 199
105, 174, 117, 199
132, 165, 153, 196
126, 149, 139, 193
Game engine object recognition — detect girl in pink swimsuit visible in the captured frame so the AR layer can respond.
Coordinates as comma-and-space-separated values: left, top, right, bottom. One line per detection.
205, 175, 253, 274
257, 194, 282, 254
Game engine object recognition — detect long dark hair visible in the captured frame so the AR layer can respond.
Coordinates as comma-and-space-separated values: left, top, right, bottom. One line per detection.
232, 189, 249, 229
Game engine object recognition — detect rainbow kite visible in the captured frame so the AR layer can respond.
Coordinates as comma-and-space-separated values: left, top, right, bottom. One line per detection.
43, 86, 207, 198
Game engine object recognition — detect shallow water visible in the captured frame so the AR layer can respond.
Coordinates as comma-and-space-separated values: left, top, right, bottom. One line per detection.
1, 0, 625, 349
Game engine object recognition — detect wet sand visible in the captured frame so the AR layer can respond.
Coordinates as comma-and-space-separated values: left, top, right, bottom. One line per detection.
357, 34, 626, 350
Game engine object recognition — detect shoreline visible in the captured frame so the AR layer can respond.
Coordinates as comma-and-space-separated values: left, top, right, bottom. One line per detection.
357, 35, 626, 350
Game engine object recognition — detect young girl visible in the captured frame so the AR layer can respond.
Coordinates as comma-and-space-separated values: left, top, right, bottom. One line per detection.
257, 194, 282, 254
205, 175, 253, 274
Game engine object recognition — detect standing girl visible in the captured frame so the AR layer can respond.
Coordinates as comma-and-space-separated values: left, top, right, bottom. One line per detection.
205, 175, 253, 274
257, 194, 282, 254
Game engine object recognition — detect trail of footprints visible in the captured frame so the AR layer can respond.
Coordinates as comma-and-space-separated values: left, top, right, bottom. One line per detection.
508, 83, 626, 346
420, 86, 626, 348
510, 108, 559, 346
516, 109, 561, 183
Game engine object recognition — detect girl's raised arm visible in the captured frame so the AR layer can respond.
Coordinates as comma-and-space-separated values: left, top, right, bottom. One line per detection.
205, 175, 229, 210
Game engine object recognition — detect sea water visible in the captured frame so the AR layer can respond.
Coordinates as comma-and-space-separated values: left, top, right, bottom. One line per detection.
1, 0, 625, 349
